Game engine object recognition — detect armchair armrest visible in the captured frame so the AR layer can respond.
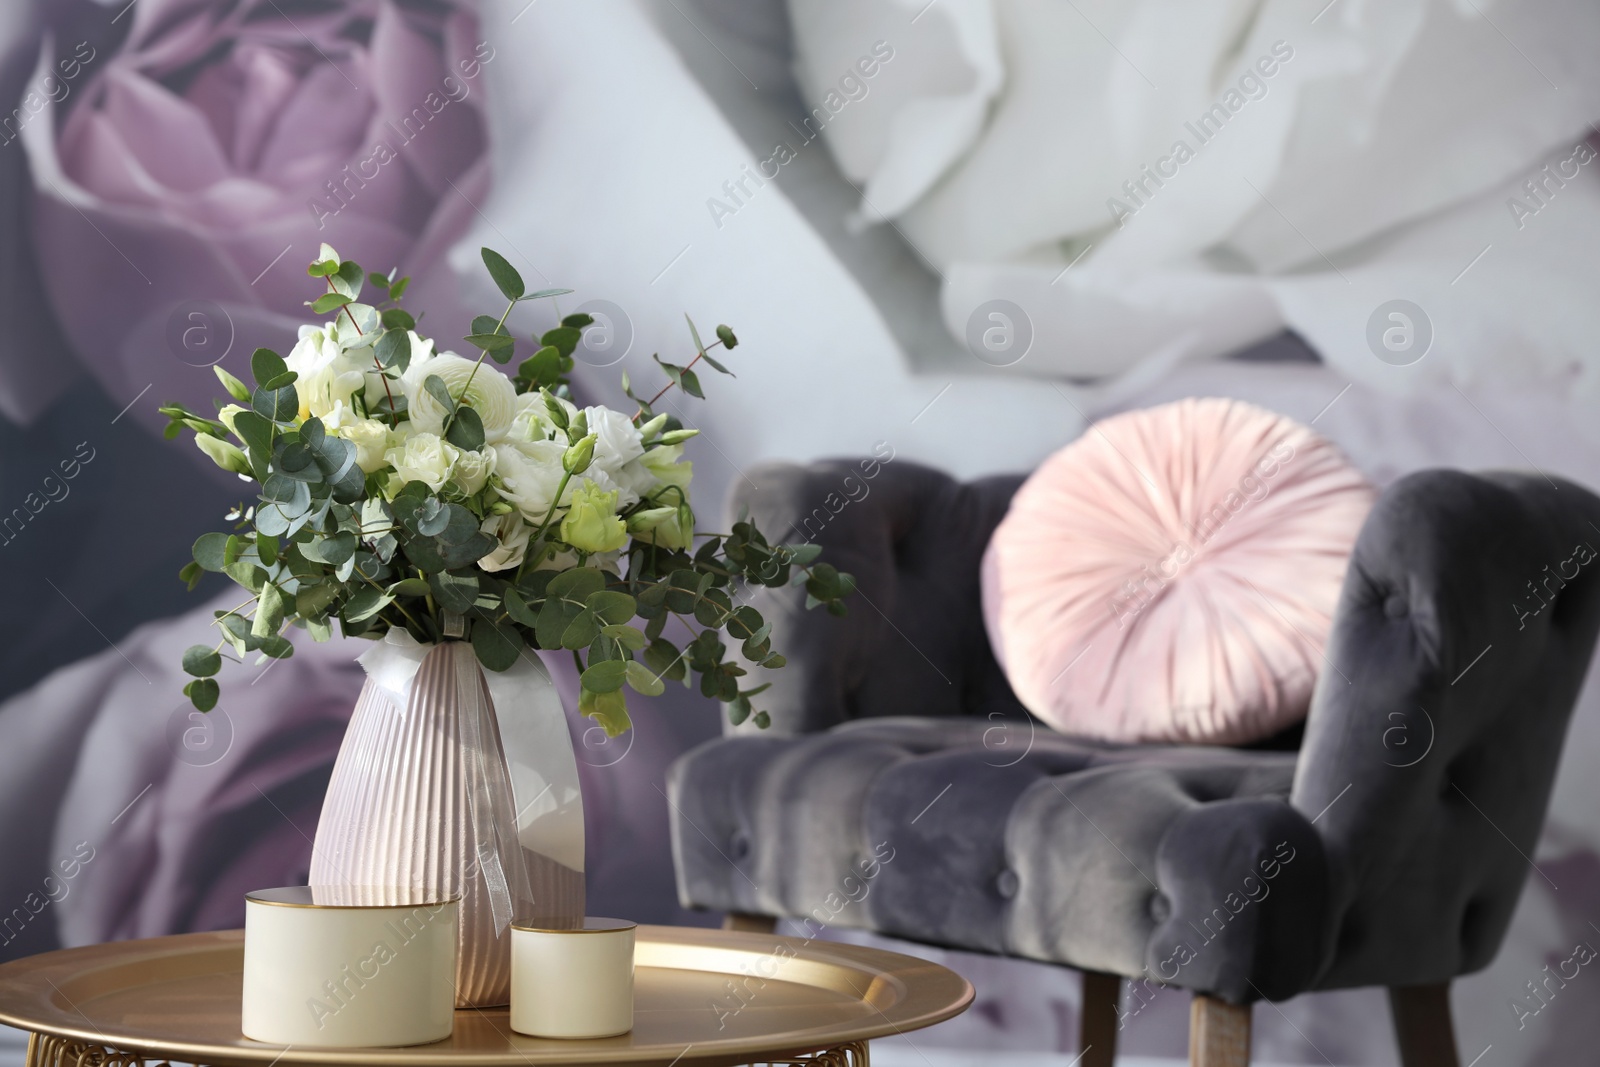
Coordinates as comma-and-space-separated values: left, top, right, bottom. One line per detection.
728, 457, 1027, 735
1293, 469, 1600, 989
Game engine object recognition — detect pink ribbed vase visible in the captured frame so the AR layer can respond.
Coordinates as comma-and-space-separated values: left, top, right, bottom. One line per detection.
309, 641, 585, 1008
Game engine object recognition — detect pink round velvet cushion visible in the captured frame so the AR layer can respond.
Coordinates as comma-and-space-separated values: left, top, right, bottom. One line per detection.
981, 398, 1375, 745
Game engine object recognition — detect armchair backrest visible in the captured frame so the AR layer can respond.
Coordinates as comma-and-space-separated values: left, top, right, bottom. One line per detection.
1292, 470, 1600, 989
730, 459, 1026, 734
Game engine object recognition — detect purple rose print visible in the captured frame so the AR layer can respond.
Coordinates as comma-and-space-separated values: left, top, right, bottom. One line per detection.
22, 0, 491, 437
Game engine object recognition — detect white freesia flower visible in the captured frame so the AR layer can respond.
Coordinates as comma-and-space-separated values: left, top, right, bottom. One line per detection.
386, 432, 459, 492
403, 352, 517, 440
492, 439, 571, 521
217, 404, 246, 436
478, 512, 530, 572
288, 324, 368, 421
450, 446, 495, 495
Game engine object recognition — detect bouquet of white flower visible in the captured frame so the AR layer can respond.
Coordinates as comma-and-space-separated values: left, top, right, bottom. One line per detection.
164, 244, 853, 735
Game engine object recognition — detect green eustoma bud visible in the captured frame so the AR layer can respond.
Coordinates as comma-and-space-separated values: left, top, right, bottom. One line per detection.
563, 433, 597, 475
195, 434, 250, 476
541, 388, 570, 430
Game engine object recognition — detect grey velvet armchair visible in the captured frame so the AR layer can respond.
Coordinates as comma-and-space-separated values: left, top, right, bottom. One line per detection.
667, 458, 1600, 1067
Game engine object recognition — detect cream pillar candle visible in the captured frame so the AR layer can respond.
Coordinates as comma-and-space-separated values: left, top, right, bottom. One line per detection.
510, 917, 636, 1039
242, 886, 458, 1048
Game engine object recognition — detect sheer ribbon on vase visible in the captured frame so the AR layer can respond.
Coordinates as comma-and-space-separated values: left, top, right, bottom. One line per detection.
309, 631, 584, 1007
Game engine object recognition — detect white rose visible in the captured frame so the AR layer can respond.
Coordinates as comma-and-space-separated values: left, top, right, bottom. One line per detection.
334, 416, 393, 474
403, 352, 517, 440
478, 512, 530, 572
450, 446, 495, 495
386, 432, 459, 492
583, 405, 645, 473
492, 440, 572, 522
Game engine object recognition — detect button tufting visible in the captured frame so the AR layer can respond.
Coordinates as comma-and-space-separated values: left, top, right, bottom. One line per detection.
995, 869, 1020, 900
728, 832, 750, 861
1149, 894, 1172, 923
1384, 594, 1409, 619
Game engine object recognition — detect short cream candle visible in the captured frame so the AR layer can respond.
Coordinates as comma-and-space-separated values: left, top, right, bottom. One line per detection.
510, 917, 636, 1039
242, 886, 457, 1048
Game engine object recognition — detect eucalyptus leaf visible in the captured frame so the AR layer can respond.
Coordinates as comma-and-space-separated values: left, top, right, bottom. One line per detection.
381, 308, 415, 332
540, 326, 581, 358
251, 348, 287, 386
387, 577, 431, 597
185, 678, 219, 712
252, 383, 298, 424
183, 645, 221, 677
504, 588, 540, 627
445, 407, 485, 451
193, 532, 230, 572
344, 585, 392, 622
423, 374, 455, 416
296, 582, 339, 618
429, 570, 479, 614
253, 584, 286, 637
311, 292, 352, 315
624, 659, 666, 697
374, 329, 410, 372
586, 590, 637, 625
580, 658, 628, 694
481, 247, 524, 301
471, 618, 521, 672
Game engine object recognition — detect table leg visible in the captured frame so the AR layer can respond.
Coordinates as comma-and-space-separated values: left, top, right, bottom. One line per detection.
757, 1039, 870, 1065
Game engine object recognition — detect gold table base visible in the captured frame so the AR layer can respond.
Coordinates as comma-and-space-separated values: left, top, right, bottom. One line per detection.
26, 1034, 870, 1067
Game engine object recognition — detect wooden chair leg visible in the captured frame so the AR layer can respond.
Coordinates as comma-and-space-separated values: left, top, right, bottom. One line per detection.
1190, 993, 1251, 1067
1389, 983, 1460, 1067
722, 911, 778, 934
1078, 970, 1120, 1067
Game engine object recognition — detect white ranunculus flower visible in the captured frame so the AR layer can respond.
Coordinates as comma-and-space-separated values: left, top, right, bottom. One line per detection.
492, 439, 571, 522
450, 446, 495, 495
386, 432, 459, 492
507, 391, 555, 444
478, 512, 530, 572
403, 352, 517, 440
583, 405, 645, 473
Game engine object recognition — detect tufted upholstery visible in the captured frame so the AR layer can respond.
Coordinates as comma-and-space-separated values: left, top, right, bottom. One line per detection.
669, 460, 1600, 1004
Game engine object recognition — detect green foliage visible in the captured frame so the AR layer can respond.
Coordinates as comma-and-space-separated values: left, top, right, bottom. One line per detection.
164, 245, 856, 730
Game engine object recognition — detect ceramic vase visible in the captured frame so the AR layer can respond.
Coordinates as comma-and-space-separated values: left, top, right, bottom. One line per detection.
309, 635, 586, 1007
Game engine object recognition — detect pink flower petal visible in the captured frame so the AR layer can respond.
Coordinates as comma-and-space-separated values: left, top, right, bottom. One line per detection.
102, 67, 232, 191
59, 111, 167, 209
256, 59, 373, 180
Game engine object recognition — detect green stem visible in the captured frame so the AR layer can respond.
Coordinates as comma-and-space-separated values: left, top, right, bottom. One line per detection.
644, 339, 725, 409
356, 568, 424, 632
521, 470, 575, 568
450, 299, 517, 426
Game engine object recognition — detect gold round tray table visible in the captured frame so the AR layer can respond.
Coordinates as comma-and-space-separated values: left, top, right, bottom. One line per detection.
0, 925, 972, 1067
